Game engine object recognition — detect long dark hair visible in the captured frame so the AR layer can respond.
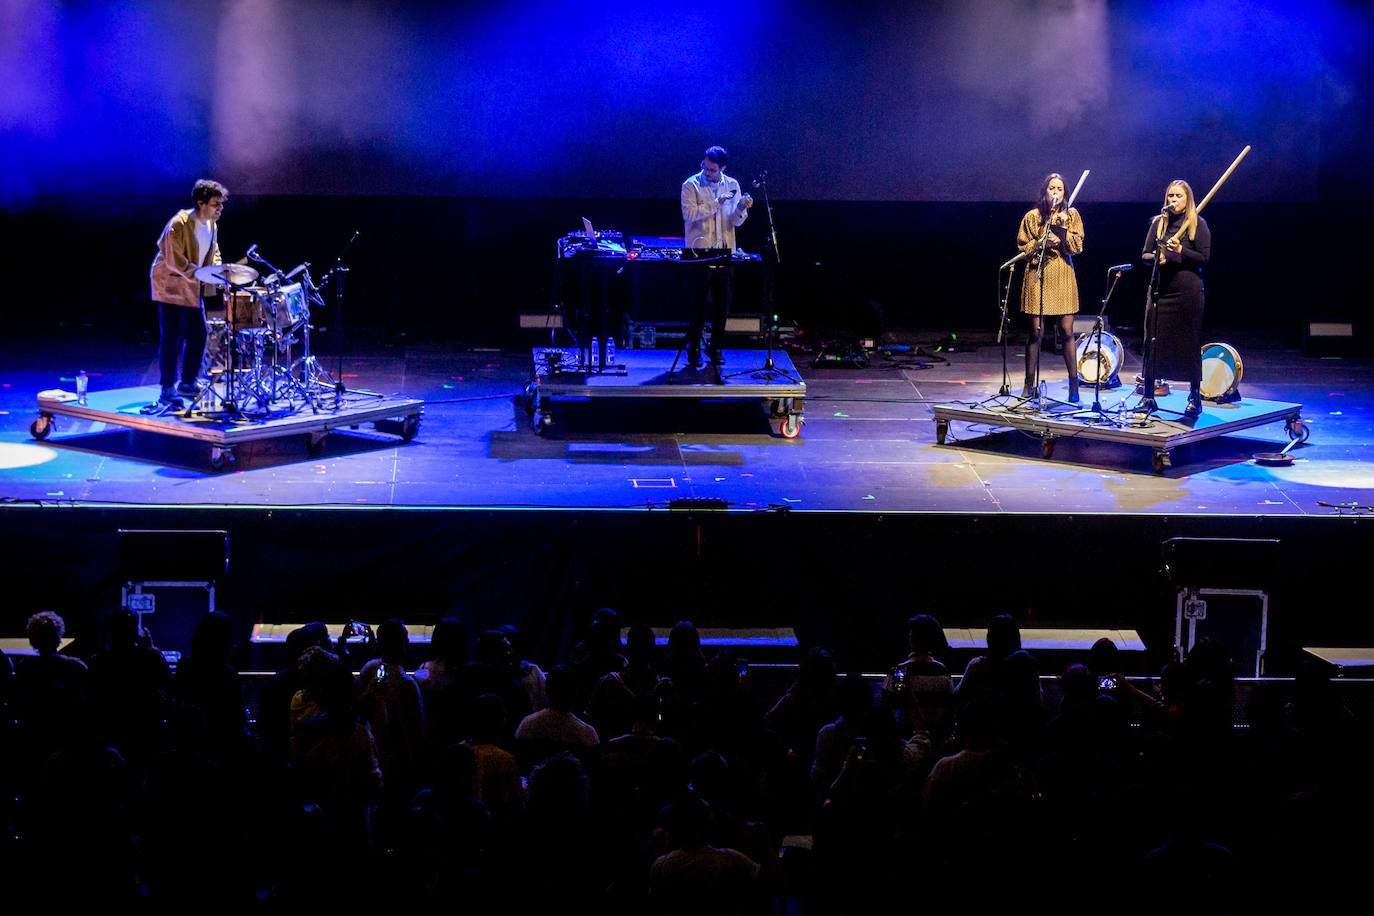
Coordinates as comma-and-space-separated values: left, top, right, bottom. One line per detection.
1036, 172, 1065, 220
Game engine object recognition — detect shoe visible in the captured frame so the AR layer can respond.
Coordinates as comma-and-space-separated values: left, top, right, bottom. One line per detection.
1020, 382, 1034, 398
176, 381, 200, 397
1067, 380, 1080, 403
158, 386, 183, 407
1184, 385, 1203, 419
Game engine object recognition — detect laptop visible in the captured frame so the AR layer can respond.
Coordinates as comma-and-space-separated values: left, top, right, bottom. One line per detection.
579, 217, 625, 254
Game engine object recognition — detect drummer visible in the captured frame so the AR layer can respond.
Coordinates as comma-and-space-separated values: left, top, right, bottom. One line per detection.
150, 178, 241, 406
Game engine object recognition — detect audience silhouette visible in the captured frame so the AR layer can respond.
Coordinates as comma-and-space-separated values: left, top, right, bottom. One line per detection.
0, 599, 1367, 911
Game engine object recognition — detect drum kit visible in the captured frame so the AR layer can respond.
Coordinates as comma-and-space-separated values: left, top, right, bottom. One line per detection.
193, 257, 337, 416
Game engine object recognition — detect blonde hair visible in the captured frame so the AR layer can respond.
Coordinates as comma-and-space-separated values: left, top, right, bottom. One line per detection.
1155, 179, 1198, 242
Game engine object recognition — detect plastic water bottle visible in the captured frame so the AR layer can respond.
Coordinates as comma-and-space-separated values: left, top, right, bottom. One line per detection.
590, 337, 600, 367
605, 336, 615, 367
76, 369, 88, 405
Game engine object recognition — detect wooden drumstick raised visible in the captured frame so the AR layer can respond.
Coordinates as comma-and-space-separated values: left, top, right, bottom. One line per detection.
1168, 145, 1250, 246
1195, 145, 1250, 214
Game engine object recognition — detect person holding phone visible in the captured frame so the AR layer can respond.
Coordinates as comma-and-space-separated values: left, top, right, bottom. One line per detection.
680, 145, 753, 378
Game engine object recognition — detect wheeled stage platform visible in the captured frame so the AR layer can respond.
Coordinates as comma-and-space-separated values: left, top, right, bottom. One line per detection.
932, 382, 1308, 473
31, 385, 423, 471
524, 346, 807, 437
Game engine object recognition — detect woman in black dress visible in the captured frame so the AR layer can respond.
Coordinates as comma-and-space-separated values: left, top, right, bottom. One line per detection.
1142, 179, 1211, 418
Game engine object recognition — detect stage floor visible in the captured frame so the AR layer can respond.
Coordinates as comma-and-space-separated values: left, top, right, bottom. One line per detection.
2, 327, 1372, 515
5, 325, 1374, 675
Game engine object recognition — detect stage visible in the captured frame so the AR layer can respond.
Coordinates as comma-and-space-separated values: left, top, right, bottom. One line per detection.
3, 324, 1373, 677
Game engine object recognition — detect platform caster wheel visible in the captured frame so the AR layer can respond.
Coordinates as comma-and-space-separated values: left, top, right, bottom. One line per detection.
30, 415, 53, 440
1152, 450, 1170, 474
306, 434, 326, 458
209, 447, 236, 471
1041, 436, 1056, 459
779, 414, 803, 439
1286, 418, 1310, 444
522, 382, 539, 416
533, 413, 553, 436
770, 397, 794, 418
935, 419, 948, 445
400, 415, 420, 442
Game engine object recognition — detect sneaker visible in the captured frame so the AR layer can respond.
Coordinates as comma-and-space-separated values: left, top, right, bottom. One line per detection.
176, 381, 200, 397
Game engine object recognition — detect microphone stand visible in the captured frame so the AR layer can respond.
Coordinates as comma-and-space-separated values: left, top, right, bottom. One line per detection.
1077, 265, 1128, 425
723, 174, 797, 383
321, 230, 362, 408
1138, 214, 1167, 416
994, 254, 1023, 399
1030, 210, 1058, 410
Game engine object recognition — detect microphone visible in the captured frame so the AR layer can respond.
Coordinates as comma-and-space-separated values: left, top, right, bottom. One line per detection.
1000, 251, 1028, 270
1161, 204, 1172, 213
285, 262, 310, 281
1109, 263, 1134, 273
246, 243, 259, 260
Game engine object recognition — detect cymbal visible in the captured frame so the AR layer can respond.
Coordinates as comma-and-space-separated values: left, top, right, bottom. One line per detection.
194, 263, 259, 286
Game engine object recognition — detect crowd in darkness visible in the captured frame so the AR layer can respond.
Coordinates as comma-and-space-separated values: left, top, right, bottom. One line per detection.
2, 605, 1370, 913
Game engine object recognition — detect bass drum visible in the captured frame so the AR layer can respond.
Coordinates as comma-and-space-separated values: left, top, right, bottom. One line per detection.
1075, 331, 1124, 387
1200, 342, 1243, 401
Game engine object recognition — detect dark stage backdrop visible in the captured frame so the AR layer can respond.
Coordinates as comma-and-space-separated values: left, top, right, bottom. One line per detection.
3, 0, 1371, 342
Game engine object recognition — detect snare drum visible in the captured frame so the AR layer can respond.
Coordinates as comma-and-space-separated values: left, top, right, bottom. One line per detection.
1200, 342, 1243, 401
265, 282, 308, 329
226, 289, 264, 328
1075, 331, 1124, 386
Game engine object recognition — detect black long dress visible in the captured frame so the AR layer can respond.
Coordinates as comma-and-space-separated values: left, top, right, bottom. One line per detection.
1141, 212, 1211, 385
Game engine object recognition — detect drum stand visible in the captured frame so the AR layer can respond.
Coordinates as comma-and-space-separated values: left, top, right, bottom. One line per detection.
242, 324, 316, 414
290, 268, 349, 409
184, 281, 258, 420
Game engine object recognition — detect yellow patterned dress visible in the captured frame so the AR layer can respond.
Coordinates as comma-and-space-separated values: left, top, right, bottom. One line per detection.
1017, 207, 1084, 316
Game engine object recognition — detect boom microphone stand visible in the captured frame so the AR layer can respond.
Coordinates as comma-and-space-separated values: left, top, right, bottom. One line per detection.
993, 251, 1027, 399
723, 171, 797, 382
321, 230, 364, 408
1075, 263, 1133, 425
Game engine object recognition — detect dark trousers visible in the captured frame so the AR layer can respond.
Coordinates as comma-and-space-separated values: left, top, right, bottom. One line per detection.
686, 262, 734, 364
157, 300, 207, 388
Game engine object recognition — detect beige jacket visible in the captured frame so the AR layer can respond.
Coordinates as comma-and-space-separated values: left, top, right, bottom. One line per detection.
150, 209, 219, 307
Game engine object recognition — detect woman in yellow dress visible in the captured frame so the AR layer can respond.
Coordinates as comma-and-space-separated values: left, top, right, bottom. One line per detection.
1017, 173, 1085, 401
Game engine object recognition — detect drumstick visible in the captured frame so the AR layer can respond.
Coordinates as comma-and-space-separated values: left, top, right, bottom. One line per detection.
1064, 169, 1090, 210
1168, 145, 1250, 246
1194, 145, 1250, 214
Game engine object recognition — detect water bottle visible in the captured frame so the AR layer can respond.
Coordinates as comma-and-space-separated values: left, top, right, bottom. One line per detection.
605, 336, 615, 367
590, 337, 600, 367
76, 369, 88, 405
